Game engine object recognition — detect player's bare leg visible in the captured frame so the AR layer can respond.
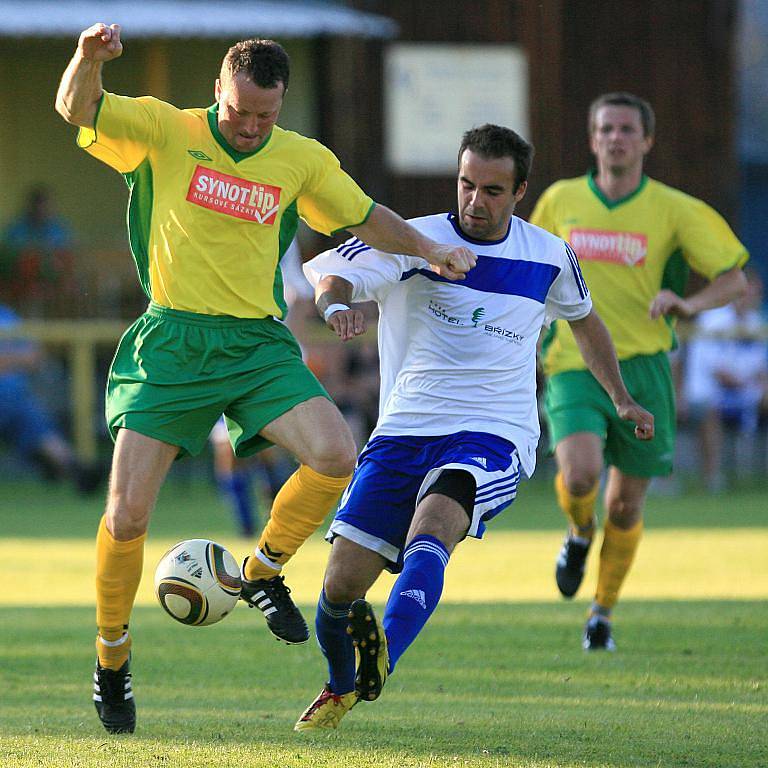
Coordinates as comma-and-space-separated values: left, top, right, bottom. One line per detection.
240, 398, 356, 643
94, 429, 179, 733
553, 432, 603, 597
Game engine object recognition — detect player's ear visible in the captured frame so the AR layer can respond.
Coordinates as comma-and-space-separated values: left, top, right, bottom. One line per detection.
643, 134, 654, 155
214, 79, 222, 100
514, 180, 528, 202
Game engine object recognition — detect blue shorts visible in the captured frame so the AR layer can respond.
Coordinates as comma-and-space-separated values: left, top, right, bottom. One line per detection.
328, 431, 521, 571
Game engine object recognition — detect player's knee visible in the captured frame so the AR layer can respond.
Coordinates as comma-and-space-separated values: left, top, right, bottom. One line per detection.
105, 489, 152, 540
606, 498, 643, 528
561, 466, 600, 497
308, 440, 357, 477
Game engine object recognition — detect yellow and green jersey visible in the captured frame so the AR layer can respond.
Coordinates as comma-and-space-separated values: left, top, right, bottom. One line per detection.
530, 173, 748, 375
77, 92, 374, 318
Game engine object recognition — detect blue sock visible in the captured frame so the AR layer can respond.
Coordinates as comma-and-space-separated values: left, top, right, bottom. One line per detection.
315, 589, 355, 694
383, 534, 449, 674
218, 470, 255, 535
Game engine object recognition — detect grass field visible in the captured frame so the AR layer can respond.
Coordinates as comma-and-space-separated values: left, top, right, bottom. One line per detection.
1, 478, 767, 767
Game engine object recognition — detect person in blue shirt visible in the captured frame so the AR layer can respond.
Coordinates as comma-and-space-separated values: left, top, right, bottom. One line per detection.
0, 303, 101, 491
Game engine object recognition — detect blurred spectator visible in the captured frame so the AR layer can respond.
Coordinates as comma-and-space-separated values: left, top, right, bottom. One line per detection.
304, 300, 381, 451
1, 186, 77, 317
210, 416, 292, 538
0, 303, 103, 492
681, 270, 768, 489
335, 338, 380, 449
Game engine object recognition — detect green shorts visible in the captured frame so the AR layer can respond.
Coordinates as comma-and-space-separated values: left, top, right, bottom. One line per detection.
544, 352, 675, 477
106, 302, 329, 458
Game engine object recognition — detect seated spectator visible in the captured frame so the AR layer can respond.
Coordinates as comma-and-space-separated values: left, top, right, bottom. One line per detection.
1, 186, 76, 317
0, 303, 102, 492
681, 270, 768, 489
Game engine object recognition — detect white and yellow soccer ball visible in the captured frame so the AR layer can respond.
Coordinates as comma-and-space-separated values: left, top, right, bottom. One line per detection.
154, 539, 242, 626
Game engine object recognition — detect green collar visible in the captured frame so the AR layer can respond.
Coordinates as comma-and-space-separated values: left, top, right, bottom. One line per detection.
206, 103, 272, 163
588, 170, 647, 210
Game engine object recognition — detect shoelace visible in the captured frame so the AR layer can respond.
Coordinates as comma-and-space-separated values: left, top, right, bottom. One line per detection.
98, 667, 130, 700
305, 688, 346, 717
266, 576, 299, 611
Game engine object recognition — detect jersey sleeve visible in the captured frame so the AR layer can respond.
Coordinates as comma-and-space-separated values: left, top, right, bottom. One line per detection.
674, 196, 749, 279
303, 237, 415, 303
545, 241, 593, 321
296, 143, 375, 236
76, 92, 170, 173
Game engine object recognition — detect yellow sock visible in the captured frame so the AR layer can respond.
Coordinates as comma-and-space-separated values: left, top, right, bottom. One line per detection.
245, 465, 352, 580
96, 632, 133, 670
95, 515, 145, 669
595, 518, 643, 610
555, 472, 598, 537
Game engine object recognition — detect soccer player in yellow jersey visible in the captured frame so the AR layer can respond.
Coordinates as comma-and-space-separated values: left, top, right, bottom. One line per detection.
530, 92, 748, 651
55, 23, 475, 734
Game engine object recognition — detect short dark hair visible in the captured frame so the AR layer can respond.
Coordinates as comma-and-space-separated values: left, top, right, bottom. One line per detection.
588, 92, 655, 137
221, 39, 290, 91
458, 124, 534, 190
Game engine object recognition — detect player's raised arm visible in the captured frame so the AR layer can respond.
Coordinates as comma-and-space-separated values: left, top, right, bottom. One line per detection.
314, 275, 367, 342
348, 204, 476, 281
55, 23, 123, 127
568, 309, 655, 440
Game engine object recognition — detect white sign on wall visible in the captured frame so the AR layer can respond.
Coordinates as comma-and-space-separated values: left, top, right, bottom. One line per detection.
385, 44, 529, 175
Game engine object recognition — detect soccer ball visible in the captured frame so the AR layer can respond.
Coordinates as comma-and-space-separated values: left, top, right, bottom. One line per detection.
154, 539, 242, 626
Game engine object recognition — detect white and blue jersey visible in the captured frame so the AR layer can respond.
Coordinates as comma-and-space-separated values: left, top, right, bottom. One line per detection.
305, 212, 591, 478
304, 212, 591, 566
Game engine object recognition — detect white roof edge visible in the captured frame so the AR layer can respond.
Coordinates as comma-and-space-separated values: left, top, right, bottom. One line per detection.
0, 1, 399, 39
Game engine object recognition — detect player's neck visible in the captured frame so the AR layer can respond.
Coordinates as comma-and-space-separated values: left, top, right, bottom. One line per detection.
594, 166, 644, 202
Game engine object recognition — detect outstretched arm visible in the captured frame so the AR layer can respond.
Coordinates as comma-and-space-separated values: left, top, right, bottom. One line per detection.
348, 204, 476, 281
649, 266, 747, 320
55, 23, 123, 126
567, 309, 655, 440
315, 275, 367, 342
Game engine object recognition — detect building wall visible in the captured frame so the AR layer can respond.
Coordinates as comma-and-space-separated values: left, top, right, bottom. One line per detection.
341, 0, 740, 223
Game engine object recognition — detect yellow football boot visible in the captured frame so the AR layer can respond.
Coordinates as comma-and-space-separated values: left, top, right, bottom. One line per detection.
294, 685, 358, 731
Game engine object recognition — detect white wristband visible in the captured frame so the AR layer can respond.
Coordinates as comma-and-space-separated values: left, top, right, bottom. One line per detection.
323, 303, 350, 322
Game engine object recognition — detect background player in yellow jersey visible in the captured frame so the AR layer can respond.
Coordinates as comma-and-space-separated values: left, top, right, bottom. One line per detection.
530, 92, 748, 651
54, 23, 475, 734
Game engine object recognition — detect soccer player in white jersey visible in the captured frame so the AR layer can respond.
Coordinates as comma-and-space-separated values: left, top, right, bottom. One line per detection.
292, 124, 655, 730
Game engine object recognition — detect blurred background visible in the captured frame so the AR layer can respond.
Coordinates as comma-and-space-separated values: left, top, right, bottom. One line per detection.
0, 0, 766, 520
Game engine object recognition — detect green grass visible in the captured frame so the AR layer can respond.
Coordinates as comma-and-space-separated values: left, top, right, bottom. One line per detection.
2, 475, 767, 539
1, 480, 767, 767
1, 602, 766, 767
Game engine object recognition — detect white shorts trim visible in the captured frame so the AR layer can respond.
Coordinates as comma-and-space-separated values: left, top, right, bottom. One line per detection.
326, 519, 400, 563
